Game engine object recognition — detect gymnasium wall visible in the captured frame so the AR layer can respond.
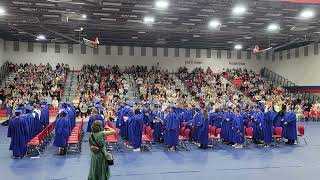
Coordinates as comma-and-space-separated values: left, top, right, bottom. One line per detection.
265, 43, 320, 86
3, 41, 266, 72
0, 39, 4, 66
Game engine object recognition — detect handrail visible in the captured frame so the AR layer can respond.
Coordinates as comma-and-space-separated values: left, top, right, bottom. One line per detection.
261, 67, 320, 103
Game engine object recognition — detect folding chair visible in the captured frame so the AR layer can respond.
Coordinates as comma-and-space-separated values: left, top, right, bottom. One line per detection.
297, 125, 307, 145
272, 127, 283, 146
244, 127, 253, 147
106, 129, 120, 152
142, 129, 154, 151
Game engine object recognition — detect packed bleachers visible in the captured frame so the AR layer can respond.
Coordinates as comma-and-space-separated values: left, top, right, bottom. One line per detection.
0, 63, 69, 116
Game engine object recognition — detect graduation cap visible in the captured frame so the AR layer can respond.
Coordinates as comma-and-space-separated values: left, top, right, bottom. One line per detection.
170, 104, 177, 109
14, 109, 22, 115
253, 103, 260, 109
58, 109, 68, 115
25, 105, 33, 111
128, 102, 135, 107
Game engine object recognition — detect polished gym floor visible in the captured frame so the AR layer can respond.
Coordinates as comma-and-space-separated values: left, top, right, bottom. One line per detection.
0, 121, 317, 180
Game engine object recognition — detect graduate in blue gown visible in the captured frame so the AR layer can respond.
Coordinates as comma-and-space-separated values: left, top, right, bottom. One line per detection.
251, 104, 264, 144
197, 108, 209, 149
24, 105, 36, 141
129, 108, 144, 151
282, 105, 297, 145
181, 105, 193, 123
40, 102, 50, 128
191, 106, 202, 142
232, 107, 244, 148
53, 109, 71, 155
150, 104, 164, 142
263, 105, 277, 147
7, 110, 29, 158
87, 108, 105, 132
209, 108, 222, 128
116, 105, 124, 128
117, 102, 134, 139
221, 106, 234, 144
164, 105, 179, 151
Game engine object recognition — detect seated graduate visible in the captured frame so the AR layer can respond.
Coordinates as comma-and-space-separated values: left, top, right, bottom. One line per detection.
7, 109, 29, 158
129, 108, 144, 152
197, 108, 209, 149
164, 104, 179, 151
53, 109, 71, 155
87, 108, 105, 132
282, 105, 297, 145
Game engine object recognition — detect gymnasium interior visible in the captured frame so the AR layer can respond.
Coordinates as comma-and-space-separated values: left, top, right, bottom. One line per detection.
1, 0, 320, 180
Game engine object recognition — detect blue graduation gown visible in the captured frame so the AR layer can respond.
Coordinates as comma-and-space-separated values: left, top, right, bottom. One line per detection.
192, 112, 202, 141
252, 111, 264, 140
87, 114, 105, 132
232, 113, 244, 144
209, 112, 222, 128
24, 113, 36, 141
273, 114, 283, 127
241, 111, 250, 127
164, 112, 179, 146
115, 107, 123, 128
263, 110, 276, 144
151, 111, 164, 140
7, 116, 29, 157
196, 113, 209, 145
118, 107, 133, 139
283, 112, 297, 141
181, 108, 193, 123
221, 111, 233, 141
40, 106, 50, 128
129, 114, 144, 148
33, 111, 42, 134
53, 117, 71, 148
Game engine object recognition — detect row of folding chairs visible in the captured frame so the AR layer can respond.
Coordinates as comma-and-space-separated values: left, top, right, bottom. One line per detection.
27, 123, 55, 156
66, 119, 84, 154
105, 120, 120, 152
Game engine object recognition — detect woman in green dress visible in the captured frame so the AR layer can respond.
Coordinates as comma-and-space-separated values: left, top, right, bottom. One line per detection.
88, 120, 116, 180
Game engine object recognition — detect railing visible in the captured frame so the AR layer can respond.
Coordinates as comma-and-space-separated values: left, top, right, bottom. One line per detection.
0, 61, 10, 84
261, 67, 320, 103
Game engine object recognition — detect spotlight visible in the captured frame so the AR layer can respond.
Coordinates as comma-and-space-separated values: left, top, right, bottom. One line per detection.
208, 20, 221, 29
82, 14, 87, 19
234, 44, 243, 50
300, 9, 315, 19
0, 7, 5, 15
267, 23, 280, 32
232, 5, 246, 15
144, 16, 155, 24
36, 35, 46, 40
155, 0, 169, 9
80, 27, 84, 31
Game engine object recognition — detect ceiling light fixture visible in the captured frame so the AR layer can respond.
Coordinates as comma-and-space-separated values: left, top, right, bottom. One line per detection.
155, 0, 169, 9
267, 23, 280, 32
80, 27, 84, 31
0, 7, 5, 14
36, 35, 46, 40
299, 9, 315, 19
234, 44, 243, 50
144, 16, 155, 24
208, 19, 221, 29
82, 14, 87, 19
232, 5, 246, 15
